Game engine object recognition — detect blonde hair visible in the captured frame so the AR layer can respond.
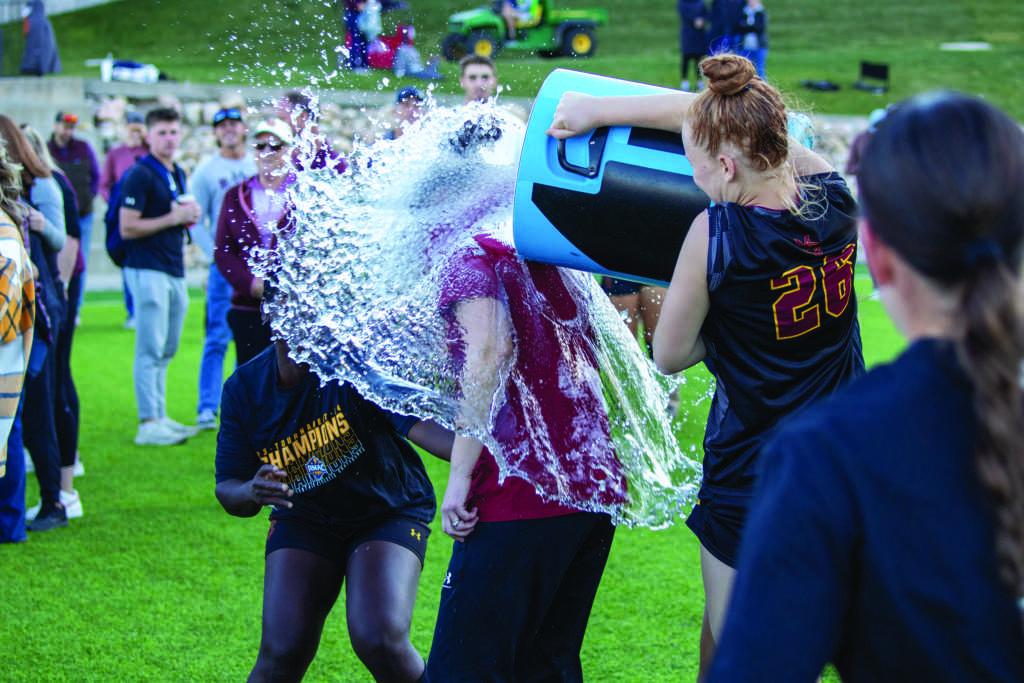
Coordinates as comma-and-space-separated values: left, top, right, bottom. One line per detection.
19, 124, 57, 171
0, 140, 26, 229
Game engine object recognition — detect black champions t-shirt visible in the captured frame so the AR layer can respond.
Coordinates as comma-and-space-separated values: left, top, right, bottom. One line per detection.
216, 346, 436, 530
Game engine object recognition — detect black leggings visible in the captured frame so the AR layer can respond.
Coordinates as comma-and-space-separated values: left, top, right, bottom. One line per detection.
227, 308, 273, 367
682, 52, 704, 82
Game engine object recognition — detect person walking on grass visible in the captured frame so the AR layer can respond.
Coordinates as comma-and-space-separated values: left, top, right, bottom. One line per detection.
118, 107, 202, 447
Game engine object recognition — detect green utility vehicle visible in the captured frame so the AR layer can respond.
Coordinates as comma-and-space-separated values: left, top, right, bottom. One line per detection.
440, 0, 608, 60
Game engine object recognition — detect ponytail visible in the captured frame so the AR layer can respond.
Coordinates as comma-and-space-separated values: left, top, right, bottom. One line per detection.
956, 260, 1024, 623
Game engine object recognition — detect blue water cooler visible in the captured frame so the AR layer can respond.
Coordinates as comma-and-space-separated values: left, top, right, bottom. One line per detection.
513, 68, 712, 286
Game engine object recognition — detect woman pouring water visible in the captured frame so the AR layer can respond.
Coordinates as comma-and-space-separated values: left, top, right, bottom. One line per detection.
547, 53, 865, 676
708, 92, 1024, 682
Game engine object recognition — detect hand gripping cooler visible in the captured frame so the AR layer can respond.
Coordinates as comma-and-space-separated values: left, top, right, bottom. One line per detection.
513, 68, 712, 286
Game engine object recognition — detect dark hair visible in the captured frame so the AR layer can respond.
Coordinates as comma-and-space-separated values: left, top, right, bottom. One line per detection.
459, 54, 496, 76
690, 54, 788, 173
0, 114, 51, 197
447, 116, 503, 155
281, 90, 318, 122
859, 91, 1024, 616
145, 107, 181, 128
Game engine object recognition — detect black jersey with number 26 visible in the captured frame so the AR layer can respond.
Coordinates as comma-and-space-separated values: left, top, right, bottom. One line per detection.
700, 172, 865, 494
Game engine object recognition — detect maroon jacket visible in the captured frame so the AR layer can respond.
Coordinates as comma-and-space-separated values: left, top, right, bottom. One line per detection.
214, 177, 291, 310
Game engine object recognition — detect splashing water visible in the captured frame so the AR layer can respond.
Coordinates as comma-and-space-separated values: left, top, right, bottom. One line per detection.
256, 100, 702, 529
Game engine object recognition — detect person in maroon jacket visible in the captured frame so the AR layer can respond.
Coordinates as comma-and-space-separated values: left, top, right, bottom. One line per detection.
214, 119, 294, 366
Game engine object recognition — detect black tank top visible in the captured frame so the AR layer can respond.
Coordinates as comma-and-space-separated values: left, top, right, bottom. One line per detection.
700, 172, 865, 494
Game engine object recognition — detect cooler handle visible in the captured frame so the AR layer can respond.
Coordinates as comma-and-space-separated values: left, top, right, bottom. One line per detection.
557, 126, 610, 178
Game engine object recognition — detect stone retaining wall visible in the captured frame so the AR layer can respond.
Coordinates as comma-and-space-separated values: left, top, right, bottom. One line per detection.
2, 77, 869, 291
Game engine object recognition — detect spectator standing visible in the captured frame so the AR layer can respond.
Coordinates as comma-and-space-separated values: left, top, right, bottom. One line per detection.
22, 124, 85, 523
459, 55, 497, 104
99, 113, 148, 201
343, 0, 369, 73
736, 0, 768, 79
99, 111, 148, 329
189, 107, 256, 431
48, 110, 99, 318
708, 0, 742, 54
678, 0, 709, 91
215, 119, 295, 366
0, 115, 68, 532
387, 86, 425, 140
118, 107, 202, 446
458, 55, 527, 121
275, 91, 348, 174
19, 0, 61, 76
0, 141, 37, 544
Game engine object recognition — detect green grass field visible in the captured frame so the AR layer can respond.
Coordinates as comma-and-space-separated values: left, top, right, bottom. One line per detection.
0, 271, 899, 682
2, 0, 1024, 119
0, 0, 934, 678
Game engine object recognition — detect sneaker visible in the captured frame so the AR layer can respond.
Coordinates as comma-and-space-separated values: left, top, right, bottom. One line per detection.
162, 417, 201, 437
196, 410, 218, 431
28, 489, 83, 521
681, 79, 690, 91
61, 489, 83, 518
134, 420, 188, 446
27, 502, 68, 532
73, 452, 84, 477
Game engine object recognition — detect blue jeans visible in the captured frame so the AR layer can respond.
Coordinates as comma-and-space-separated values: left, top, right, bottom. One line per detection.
0, 400, 27, 543
76, 212, 94, 312
124, 268, 188, 421
197, 264, 232, 416
344, 9, 368, 69
123, 269, 134, 319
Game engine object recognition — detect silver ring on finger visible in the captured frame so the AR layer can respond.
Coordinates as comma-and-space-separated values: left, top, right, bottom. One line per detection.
452, 519, 460, 529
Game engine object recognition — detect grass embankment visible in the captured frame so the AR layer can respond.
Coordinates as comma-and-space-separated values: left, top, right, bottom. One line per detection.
2, 0, 1023, 119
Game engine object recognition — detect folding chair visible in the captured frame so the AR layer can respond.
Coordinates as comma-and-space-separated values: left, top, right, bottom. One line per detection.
854, 61, 890, 95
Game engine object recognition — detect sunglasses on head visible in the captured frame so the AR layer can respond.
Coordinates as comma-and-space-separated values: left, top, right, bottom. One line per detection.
213, 108, 243, 125
59, 114, 78, 124
254, 141, 286, 152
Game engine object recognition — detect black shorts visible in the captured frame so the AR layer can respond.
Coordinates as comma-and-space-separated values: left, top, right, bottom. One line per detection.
601, 276, 642, 297
685, 487, 752, 568
265, 515, 431, 567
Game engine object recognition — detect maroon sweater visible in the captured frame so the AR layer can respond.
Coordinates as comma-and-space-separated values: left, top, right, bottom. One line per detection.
214, 177, 291, 310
